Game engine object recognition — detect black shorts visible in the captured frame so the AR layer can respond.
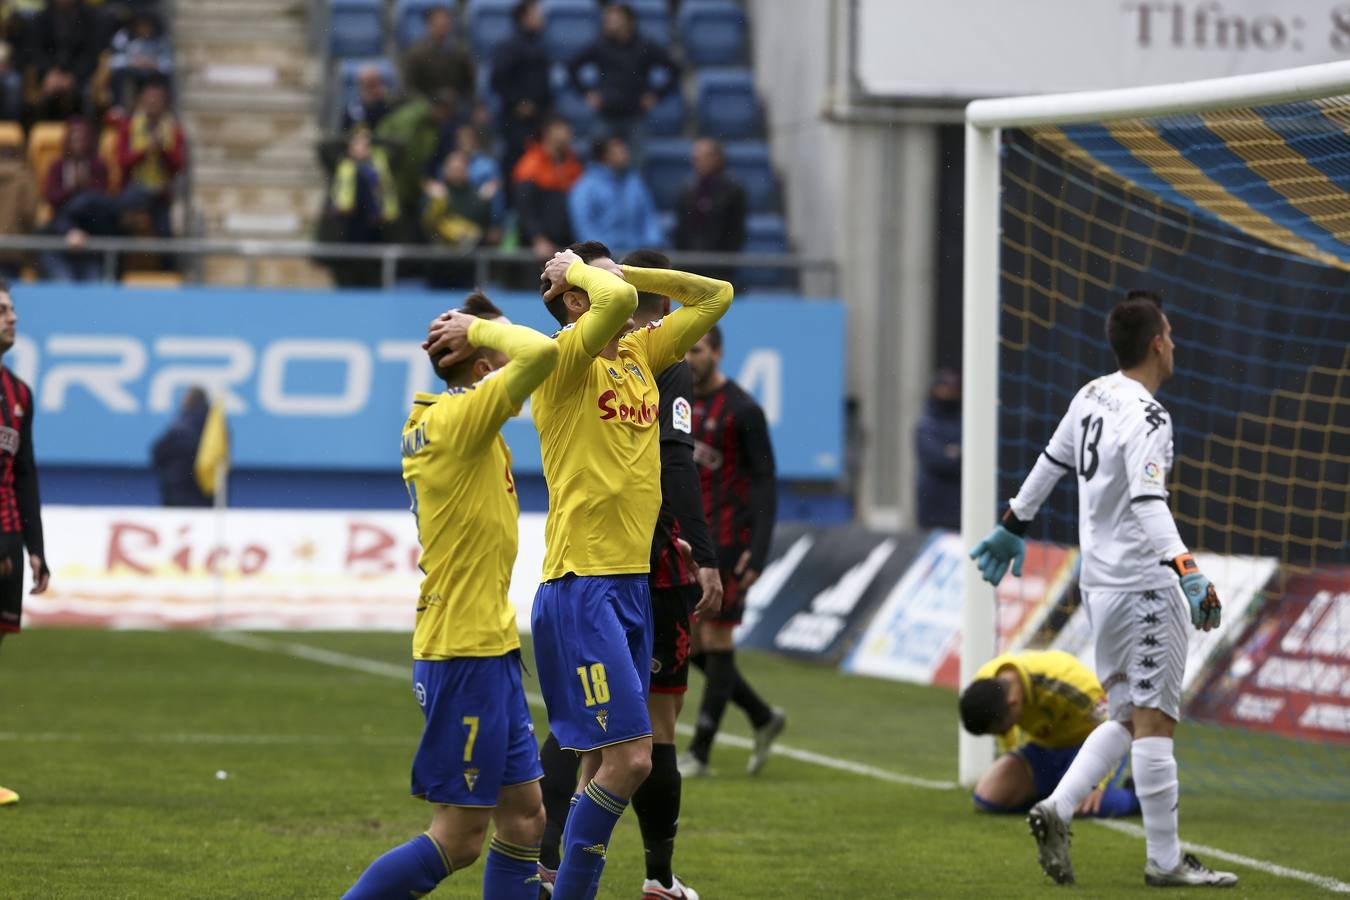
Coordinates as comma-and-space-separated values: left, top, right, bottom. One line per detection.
0, 532, 25, 634
649, 583, 700, 695
698, 569, 745, 627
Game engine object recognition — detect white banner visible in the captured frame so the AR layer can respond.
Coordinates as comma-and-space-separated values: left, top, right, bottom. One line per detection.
22, 507, 547, 632
854, 0, 1350, 100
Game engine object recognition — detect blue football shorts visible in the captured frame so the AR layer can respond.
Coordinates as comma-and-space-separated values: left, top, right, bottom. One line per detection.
531, 574, 654, 752
410, 651, 543, 807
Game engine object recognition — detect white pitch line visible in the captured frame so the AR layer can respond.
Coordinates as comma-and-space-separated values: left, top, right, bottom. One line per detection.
210, 632, 1350, 894
0, 731, 410, 747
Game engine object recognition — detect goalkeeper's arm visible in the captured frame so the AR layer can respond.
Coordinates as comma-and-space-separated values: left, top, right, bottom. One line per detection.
1132, 498, 1222, 631
968, 442, 1072, 586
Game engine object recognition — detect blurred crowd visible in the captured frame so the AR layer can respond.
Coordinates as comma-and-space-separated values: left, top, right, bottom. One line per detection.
319, 0, 750, 287
0, 0, 186, 281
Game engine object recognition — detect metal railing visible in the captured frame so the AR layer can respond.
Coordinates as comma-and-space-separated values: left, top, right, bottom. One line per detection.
0, 235, 838, 294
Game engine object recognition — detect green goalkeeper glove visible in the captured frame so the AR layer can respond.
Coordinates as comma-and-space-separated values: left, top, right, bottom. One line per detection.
1165, 553, 1222, 631
969, 512, 1027, 586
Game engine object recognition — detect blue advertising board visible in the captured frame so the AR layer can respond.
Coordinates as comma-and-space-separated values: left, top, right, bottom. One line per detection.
10, 286, 845, 478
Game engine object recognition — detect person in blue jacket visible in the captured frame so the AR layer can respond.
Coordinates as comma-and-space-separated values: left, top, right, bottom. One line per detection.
150, 387, 212, 507
568, 135, 664, 258
915, 369, 962, 530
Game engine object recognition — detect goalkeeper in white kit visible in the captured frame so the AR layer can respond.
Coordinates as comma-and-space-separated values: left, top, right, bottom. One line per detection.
970, 290, 1238, 888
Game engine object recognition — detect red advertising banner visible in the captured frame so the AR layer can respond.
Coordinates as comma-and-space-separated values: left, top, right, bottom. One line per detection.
1189, 566, 1350, 745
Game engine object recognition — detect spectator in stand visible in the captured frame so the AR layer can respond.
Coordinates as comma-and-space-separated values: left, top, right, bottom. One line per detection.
328, 125, 398, 286
108, 10, 172, 110
26, 0, 105, 121
401, 4, 474, 101
341, 63, 393, 134
117, 76, 185, 238
914, 369, 962, 531
0, 42, 21, 121
150, 386, 212, 508
674, 138, 746, 253
511, 115, 581, 258
0, 139, 37, 281
422, 149, 491, 249
567, 134, 662, 257
568, 2, 678, 163
377, 86, 464, 228
41, 116, 113, 281
490, 0, 550, 188
453, 124, 504, 227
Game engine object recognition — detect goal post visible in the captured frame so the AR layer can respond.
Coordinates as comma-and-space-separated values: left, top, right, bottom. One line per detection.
958, 60, 1350, 788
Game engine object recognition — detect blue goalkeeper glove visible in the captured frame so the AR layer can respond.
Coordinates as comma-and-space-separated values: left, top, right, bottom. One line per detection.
969, 523, 1026, 586
1165, 553, 1222, 631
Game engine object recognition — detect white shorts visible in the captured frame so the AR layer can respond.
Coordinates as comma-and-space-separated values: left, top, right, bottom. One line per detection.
1082, 585, 1190, 722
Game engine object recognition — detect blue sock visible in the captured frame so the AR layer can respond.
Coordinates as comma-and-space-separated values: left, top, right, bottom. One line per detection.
343, 832, 450, 899
553, 781, 627, 900
483, 835, 542, 900
972, 792, 1034, 814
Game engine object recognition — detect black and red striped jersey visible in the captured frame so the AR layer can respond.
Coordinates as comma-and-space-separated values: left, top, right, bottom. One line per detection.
650, 360, 716, 588
0, 367, 45, 561
692, 379, 776, 572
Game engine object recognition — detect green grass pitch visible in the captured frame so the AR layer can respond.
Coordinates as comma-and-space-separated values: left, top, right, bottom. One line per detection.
3, 630, 1348, 898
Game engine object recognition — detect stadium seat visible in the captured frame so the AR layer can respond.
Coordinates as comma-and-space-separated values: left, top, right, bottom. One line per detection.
555, 87, 598, 138
393, 0, 454, 49
739, 212, 793, 288
678, 0, 747, 66
694, 68, 761, 140
542, 0, 600, 62
467, 0, 516, 56
629, 0, 670, 45
647, 88, 685, 137
642, 138, 692, 211
328, 0, 384, 59
27, 122, 65, 186
723, 140, 778, 213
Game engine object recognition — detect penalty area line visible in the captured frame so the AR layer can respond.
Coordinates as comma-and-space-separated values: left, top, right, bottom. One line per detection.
210, 632, 1350, 894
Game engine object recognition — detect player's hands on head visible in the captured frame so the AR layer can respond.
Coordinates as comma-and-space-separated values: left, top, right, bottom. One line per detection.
425, 310, 478, 369
592, 257, 625, 280
1180, 571, 1222, 631
541, 249, 581, 300
969, 524, 1026, 586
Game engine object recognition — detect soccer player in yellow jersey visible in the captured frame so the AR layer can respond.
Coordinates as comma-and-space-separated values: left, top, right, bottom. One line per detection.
529, 241, 731, 900
959, 650, 1138, 819
344, 294, 559, 900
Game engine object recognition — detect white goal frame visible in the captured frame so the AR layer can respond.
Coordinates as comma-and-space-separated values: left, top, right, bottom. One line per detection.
958, 60, 1350, 787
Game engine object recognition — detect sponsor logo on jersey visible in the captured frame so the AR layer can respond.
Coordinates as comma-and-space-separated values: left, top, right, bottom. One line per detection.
672, 397, 692, 434
1139, 399, 1168, 435
624, 363, 647, 385
582, 843, 607, 856
597, 390, 658, 424
607, 366, 622, 381
0, 426, 17, 455
414, 682, 427, 707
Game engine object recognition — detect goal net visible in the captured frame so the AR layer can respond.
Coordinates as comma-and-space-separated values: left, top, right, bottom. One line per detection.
959, 63, 1350, 796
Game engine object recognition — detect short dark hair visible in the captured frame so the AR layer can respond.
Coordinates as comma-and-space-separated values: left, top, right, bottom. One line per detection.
621, 248, 669, 319
1107, 290, 1166, 369
591, 135, 626, 163
958, 678, 1008, 736
425, 4, 451, 21
540, 241, 614, 326
435, 292, 505, 384
611, 2, 636, 24
511, 0, 537, 25
704, 324, 723, 352
0, 278, 10, 296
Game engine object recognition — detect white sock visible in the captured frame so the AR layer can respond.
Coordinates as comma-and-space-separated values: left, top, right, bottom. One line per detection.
1046, 720, 1132, 822
1133, 736, 1182, 871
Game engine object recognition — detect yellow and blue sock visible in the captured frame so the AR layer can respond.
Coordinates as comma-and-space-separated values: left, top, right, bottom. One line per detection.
553, 781, 627, 900
483, 835, 542, 900
342, 831, 450, 899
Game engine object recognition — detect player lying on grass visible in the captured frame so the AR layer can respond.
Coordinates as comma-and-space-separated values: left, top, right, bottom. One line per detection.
344, 294, 559, 900
970, 290, 1236, 888
529, 243, 731, 900
960, 650, 1138, 818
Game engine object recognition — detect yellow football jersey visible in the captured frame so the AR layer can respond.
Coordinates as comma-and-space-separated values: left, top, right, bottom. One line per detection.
976, 650, 1106, 751
402, 372, 522, 660
534, 260, 732, 581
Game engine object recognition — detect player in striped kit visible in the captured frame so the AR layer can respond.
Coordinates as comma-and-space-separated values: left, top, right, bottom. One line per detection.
970, 290, 1237, 888
0, 282, 51, 808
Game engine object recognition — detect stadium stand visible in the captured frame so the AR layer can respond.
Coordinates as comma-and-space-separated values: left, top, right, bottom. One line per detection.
541, 0, 600, 62
678, 0, 747, 66
329, 0, 385, 59
694, 67, 761, 140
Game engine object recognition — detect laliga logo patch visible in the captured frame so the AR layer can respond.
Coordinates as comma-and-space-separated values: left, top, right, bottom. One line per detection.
414, 682, 427, 707
595, 708, 609, 732
463, 768, 480, 792
1142, 460, 1163, 487
672, 397, 692, 434
650, 657, 663, 674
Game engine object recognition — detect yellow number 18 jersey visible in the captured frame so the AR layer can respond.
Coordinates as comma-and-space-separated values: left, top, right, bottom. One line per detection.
401, 372, 521, 660
977, 650, 1106, 751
